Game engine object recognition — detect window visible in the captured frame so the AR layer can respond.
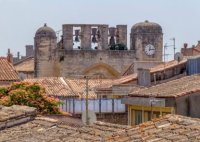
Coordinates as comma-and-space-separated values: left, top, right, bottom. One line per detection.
135, 110, 142, 125
144, 111, 151, 122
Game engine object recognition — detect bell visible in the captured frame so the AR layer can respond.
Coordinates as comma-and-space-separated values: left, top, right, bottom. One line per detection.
75, 29, 80, 36
75, 29, 80, 42
92, 35, 97, 43
75, 36, 79, 42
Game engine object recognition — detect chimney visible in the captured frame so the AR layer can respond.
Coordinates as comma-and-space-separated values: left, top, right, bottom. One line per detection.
198, 41, 200, 45
137, 68, 151, 87
7, 48, 13, 64
183, 43, 188, 48
192, 45, 195, 48
17, 52, 20, 59
25, 45, 34, 57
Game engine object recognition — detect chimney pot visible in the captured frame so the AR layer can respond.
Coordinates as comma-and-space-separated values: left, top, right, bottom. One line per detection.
183, 43, 188, 48
17, 52, 20, 59
7, 48, 13, 64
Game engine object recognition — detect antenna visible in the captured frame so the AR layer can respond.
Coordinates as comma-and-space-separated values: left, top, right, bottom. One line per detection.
174, 52, 183, 62
170, 38, 176, 59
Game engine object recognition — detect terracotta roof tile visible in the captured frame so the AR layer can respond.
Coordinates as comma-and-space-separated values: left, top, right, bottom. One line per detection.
106, 114, 200, 141
0, 57, 19, 81
24, 78, 78, 98
64, 78, 111, 98
1, 112, 200, 141
129, 74, 200, 98
24, 77, 111, 98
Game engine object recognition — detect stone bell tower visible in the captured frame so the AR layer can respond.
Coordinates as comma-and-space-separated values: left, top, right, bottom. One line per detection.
34, 23, 58, 77
130, 20, 163, 62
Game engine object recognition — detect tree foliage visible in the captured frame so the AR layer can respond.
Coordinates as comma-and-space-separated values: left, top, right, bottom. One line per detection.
0, 82, 62, 114
109, 43, 128, 50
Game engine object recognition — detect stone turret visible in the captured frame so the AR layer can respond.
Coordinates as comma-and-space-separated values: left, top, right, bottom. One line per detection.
130, 20, 163, 62
34, 24, 58, 77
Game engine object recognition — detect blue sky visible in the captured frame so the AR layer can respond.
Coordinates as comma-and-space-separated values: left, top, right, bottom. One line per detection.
0, 0, 200, 60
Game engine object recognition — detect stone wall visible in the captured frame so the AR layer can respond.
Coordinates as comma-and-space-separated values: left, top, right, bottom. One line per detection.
35, 23, 164, 78
133, 33, 163, 61
176, 95, 189, 116
58, 50, 136, 78
34, 36, 57, 77
97, 113, 128, 125
189, 92, 200, 118
35, 49, 163, 79
74, 113, 128, 125
25, 45, 34, 57
62, 24, 127, 50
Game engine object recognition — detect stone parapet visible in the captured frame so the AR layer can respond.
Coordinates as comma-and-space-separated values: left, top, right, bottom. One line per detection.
0, 105, 36, 130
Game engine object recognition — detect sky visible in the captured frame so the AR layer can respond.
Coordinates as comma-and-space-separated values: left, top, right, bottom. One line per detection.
0, 0, 200, 60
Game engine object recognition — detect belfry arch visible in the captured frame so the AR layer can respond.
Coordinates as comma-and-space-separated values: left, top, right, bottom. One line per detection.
83, 63, 120, 79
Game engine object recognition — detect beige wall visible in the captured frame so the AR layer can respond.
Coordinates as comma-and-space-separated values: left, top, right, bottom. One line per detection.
58, 50, 136, 78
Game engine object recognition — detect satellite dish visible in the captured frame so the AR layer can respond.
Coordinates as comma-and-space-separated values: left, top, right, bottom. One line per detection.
174, 52, 183, 62
82, 110, 97, 125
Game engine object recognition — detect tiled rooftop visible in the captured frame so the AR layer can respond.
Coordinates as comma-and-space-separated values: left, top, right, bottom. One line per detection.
150, 58, 187, 74
0, 57, 19, 81
0, 105, 130, 142
129, 74, 200, 98
96, 74, 137, 91
97, 59, 187, 91
106, 114, 200, 141
1, 105, 200, 142
24, 77, 111, 98
64, 78, 111, 98
24, 78, 79, 98
122, 59, 187, 76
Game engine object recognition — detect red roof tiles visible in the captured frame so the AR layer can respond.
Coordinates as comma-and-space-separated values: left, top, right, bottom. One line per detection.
24, 77, 111, 98
24, 78, 78, 98
0, 57, 19, 81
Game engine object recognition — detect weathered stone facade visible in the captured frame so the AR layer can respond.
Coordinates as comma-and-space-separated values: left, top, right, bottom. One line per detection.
34, 21, 163, 78
34, 24, 58, 77
130, 20, 163, 61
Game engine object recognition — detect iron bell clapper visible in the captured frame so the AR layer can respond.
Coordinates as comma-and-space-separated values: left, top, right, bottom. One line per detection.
92, 36, 97, 43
